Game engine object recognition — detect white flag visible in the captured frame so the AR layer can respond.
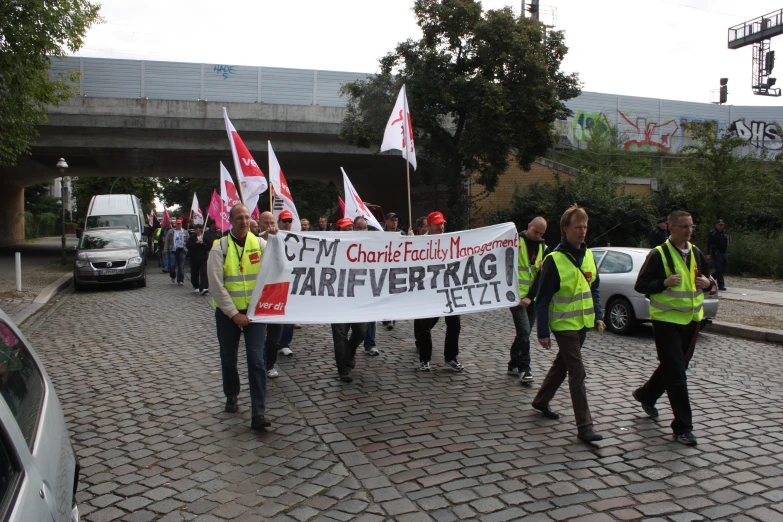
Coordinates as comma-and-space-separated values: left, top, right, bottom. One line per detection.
219, 162, 242, 209
341, 168, 384, 231
190, 193, 204, 224
380, 85, 417, 171
223, 107, 269, 204
268, 141, 301, 231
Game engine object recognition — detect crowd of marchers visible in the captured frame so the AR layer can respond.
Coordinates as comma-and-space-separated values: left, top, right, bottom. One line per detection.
148, 205, 717, 447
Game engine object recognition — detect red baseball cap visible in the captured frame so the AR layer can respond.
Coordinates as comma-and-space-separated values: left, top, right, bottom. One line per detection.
337, 218, 354, 229
175, 219, 183, 224
279, 210, 293, 220
427, 211, 446, 225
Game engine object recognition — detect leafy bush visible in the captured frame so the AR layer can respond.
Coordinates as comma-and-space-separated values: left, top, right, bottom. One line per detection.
24, 212, 39, 239
488, 171, 654, 249
725, 229, 783, 279
38, 213, 57, 236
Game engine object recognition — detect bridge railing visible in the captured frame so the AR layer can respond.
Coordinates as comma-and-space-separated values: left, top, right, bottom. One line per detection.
49, 56, 370, 107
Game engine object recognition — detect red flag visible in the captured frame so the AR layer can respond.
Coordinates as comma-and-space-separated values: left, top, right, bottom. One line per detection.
338, 196, 345, 216
162, 208, 171, 228
251, 205, 260, 219
223, 108, 268, 204
208, 190, 230, 231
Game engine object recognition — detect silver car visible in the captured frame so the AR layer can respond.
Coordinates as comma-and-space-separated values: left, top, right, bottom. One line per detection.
0, 309, 80, 521
592, 247, 719, 335
73, 227, 147, 290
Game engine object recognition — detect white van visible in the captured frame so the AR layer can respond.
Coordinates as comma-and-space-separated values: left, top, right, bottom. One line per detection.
85, 194, 147, 255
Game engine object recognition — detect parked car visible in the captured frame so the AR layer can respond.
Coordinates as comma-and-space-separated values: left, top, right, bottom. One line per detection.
592, 247, 719, 335
0, 309, 80, 522
73, 227, 147, 290
85, 194, 147, 257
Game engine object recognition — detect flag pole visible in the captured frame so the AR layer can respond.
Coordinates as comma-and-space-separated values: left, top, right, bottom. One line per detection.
403, 86, 413, 235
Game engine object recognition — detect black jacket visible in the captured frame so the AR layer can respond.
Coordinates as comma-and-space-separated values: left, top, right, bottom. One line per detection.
634, 240, 710, 297
706, 229, 730, 255
187, 232, 211, 264
648, 226, 669, 248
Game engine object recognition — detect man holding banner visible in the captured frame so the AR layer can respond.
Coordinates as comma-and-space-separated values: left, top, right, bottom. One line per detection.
207, 204, 277, 430
332, 217, 368, 382
413, 212, 463, 373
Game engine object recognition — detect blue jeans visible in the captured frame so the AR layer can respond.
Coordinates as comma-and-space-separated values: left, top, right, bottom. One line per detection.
280, 324, 294, 348
162, 249, 169, 270
509, 304, 536, 373
265, 324, 283, 371
364, 322, 376, 349
169, 249, 186, 283
215, 308, 267, 416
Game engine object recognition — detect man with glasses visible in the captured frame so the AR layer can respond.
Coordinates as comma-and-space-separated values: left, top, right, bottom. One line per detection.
508, 217, 548, 384
207, 204, 277, 430
633, 210, 712, 446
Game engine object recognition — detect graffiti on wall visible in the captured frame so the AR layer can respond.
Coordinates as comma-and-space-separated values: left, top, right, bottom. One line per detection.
213, 65, 236, 80
618, 111, 680, 152
726, 120, 782, 150
573, 111, 609, 142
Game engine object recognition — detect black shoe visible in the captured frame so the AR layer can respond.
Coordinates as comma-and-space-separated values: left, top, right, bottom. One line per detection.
532, 403, 560, 420
674, 432, 698, 446
251, 415, 271, 430
386, 323, 394, 331
339, 372, 353, 383
225, 397, 238, 413
632, 389, 659, 418
578, 428, 604, 443
719, 287, 727, 291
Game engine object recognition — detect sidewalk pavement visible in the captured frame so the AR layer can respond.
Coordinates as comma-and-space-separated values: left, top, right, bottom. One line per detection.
709, 286, 783, 344
719, 287, 783, 306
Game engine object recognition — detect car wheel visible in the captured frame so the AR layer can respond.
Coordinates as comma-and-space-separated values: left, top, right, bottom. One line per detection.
606, 297, 636, 335
73, 278, 85, 292
137, 272, 147, 288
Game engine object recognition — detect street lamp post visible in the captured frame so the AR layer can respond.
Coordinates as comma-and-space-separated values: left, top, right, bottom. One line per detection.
57, 158, 69, 265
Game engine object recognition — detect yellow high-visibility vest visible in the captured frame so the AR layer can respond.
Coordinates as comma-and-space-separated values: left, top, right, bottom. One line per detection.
212, 234, 263, 311
547, 250, 597, 331
649, 240, 704, 324
518, 240, 544, 299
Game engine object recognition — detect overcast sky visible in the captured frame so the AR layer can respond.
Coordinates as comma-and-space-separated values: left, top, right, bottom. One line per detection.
74, 0, 782, 107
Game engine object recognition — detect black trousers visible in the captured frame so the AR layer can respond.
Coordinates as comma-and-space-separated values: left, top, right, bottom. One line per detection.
636, 320, 700, 434
190, 259, 208, 290
332, 323, 368, 375
712, 253, 727, 289
265, 324, 283, 371
414, 316, 460, 363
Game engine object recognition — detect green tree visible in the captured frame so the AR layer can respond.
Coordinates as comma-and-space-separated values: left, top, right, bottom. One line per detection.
0, 0, 102, 166
668, 121, 770, 234
340, 0, 580, 229
159, 177, 218, 218
24, 181, 62, 215
72, 176, 160, 220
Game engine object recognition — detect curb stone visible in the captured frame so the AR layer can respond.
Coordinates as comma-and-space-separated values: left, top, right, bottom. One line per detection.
708, 320, 783, 344
11, 272, 72, 325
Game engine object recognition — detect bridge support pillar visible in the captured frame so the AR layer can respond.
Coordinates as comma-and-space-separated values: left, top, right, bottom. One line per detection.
0, 183, 24, 247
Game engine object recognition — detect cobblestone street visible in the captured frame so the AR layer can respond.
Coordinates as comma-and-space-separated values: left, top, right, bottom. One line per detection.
21, 270, 783, 522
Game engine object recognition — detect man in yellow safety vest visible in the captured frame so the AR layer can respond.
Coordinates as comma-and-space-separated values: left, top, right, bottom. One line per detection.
532, 205, 605, 443
507, 216, 548, 384
633, 210, 712, 446
207, 204, 278, 431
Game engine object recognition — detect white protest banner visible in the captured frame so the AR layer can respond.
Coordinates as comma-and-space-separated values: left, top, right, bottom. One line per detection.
247, 223, 520, 323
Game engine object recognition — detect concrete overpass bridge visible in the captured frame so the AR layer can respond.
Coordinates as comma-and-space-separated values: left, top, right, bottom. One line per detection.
0, 57, 419, 245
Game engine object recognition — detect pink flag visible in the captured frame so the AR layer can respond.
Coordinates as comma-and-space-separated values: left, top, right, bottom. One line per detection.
161, 208, 171, 228
251, 205, 260, 219
380, 85, 417, 170
338, 196, 345, 216
208, 190, 230, 231
223, 108, 268, 206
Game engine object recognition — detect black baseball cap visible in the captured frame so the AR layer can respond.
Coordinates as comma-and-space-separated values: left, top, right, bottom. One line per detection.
716, 219, 725, 224
656, 217, 667, 224
385, 212, 398, 220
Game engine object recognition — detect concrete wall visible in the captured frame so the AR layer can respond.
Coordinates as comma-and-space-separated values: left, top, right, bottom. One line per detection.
0, 186, 24, 247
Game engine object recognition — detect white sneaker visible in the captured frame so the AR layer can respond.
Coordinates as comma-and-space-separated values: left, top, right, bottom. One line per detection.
507, 367, 518, 376
279, 347, 293, 357
364, 347, 380, 356
194, 289, 201, 293
268, 368, 279, 378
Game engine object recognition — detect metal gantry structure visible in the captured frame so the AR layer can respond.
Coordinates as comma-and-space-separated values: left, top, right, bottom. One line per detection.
728, 9, 783, 97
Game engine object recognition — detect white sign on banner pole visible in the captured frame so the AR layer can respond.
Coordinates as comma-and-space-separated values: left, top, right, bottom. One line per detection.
246, 223, 520, 323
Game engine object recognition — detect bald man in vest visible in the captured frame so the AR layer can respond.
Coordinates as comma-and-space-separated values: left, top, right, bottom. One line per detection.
533, 205, 605, 443
508, 216, 548, 384
633, 210, 712, 446
208, 204, 278, 430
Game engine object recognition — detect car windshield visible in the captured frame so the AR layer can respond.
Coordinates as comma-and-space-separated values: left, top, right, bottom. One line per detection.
80, 230, 137, 250
86, 215, 139, 232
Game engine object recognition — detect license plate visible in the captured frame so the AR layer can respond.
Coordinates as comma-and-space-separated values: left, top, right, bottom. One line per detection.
98, 269, 123, 275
